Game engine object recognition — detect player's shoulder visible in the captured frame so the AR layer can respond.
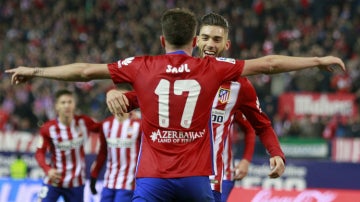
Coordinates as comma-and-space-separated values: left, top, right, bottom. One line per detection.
41, 119, 57, 128
39, 119, 57, 135
76, 114, 98, 124
103, 116, 115, 123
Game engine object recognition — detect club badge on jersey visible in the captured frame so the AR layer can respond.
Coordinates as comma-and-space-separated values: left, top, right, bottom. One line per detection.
218, 88, 230, 104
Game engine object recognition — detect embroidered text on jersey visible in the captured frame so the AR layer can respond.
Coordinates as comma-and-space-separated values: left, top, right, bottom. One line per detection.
150, 129, 205, 143
211, 109, 226, 124
106, 138, 135, 148
55, 137, 85, 151
215, 57, 236, 64
166, 64, 190, 73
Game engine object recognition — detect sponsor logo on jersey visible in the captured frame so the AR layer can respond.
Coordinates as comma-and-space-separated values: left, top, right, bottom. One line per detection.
106, 138, 134, 148
166, 64, 190, 73
150, 129, 205, 144
117, 57, 134, 68
215, 57, 235, 64
56, 137, 84, 151
211, 109, 226, 124
218, 88, 230, 103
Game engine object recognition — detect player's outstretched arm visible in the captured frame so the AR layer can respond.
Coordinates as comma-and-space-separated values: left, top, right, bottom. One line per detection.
5, 63, 110, 84
242, 55, 346, 76
268, 156, 285, 178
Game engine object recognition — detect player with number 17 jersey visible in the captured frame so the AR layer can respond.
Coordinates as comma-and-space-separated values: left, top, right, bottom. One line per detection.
107, 52, 244, 178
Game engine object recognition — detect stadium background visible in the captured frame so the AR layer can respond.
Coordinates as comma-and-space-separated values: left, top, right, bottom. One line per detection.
0, 0, 360, 201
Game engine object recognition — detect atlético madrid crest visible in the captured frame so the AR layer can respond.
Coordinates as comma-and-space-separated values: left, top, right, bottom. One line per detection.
218, 88, 230, 103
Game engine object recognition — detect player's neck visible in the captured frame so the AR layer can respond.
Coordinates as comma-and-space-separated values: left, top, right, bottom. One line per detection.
164, 42, 193, 56
58, 116, 73, 126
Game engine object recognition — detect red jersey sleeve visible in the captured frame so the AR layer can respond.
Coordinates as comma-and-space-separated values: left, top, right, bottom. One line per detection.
107, 56, 143, 84
124, 91, 140, 111
233, 112, 255, 162
209, 57, 245, 82
35, 125, 53, 175
237, 78, 285, 162
77, 115, 102, 133
90, 128, 108, 178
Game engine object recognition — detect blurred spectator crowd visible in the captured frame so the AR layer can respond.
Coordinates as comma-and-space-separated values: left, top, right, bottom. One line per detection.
1, 0, 360, 139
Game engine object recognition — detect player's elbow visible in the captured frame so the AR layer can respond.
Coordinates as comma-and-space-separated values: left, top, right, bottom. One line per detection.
262, 55, 277, 74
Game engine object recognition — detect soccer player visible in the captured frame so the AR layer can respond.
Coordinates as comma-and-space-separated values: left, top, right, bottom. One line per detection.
106, 12, 286, 202
89, 86, 142, 202
6, 8, 345, 202
196, 13, 286, 201
35, 89, 100, 202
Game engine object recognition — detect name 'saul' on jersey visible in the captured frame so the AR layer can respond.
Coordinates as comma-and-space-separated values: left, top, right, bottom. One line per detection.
166, 64, 190, 73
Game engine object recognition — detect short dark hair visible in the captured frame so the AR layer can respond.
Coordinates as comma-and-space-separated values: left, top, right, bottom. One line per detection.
55, 89, 73, 101
200, 12, 229, 33
161, 8, 197, 47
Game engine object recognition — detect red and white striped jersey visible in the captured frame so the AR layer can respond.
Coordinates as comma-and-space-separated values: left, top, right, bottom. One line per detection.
35, 115, 99, 188
91, 116, 141, 190
210, 77, 283, 192
210, 80, 247, 192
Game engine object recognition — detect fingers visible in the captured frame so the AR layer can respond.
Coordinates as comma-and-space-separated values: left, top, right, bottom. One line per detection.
106, 90, 129, 116
321, 56, 346, 72
234, 169, 247, 180
268, 156, 285, 179
48, 169, 62, 182
120, 94, 129, 112
234, 159, 250, 180
335, 57, 346, 72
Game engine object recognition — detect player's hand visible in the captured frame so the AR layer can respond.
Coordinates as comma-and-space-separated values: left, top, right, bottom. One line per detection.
106, 89, 129, 116
234, 159, 250, 180
317, 56, 346, 72
90, 177, 98, 195
5, 66, 36, 84
268, 156, 285, 178
47, 168, 61, 183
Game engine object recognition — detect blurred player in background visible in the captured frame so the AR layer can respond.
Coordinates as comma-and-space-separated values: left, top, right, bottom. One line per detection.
35, 89, 100, 202
221, 112, 255, 202
6, 8, 345, 202
89, 85, 142, 202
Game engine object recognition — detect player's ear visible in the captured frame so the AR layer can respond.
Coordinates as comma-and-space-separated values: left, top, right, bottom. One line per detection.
160, 35, 165, 48
192, 36, 197, 48
225, 39, 231, 51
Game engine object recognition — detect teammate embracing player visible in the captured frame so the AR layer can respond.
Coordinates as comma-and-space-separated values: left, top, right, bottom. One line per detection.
106, 12, 286, 202
197, 13, 287, 202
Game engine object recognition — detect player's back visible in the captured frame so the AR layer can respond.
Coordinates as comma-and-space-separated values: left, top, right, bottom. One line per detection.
108, 52, 244, 178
